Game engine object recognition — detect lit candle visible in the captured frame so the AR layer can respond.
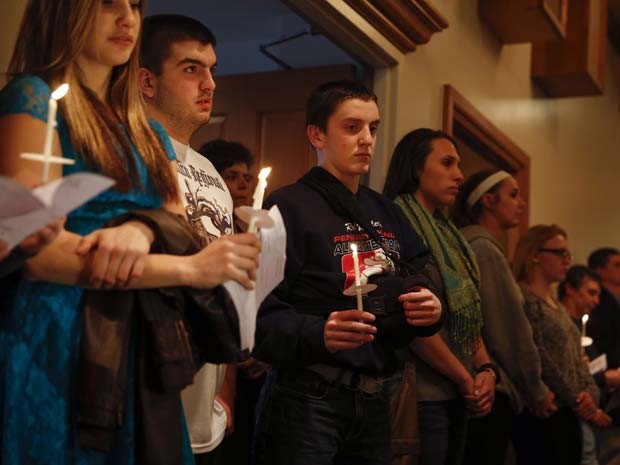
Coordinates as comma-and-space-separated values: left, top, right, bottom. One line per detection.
42, 84, 69, 184
247, 167, 272, 233
252, 167, 272, 210
351, 243, 363, 312
581, 314, 589, 339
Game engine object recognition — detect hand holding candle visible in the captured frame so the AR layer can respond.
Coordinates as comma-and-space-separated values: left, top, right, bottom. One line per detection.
351, 243, 363, 312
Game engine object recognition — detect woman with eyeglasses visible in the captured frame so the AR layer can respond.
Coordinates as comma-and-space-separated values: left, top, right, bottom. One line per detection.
451, 170, 556, 465
512, 225, 605, 465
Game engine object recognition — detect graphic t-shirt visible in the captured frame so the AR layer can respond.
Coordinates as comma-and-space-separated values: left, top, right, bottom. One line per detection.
172, 138, 232, 454
175, 139, 233, 245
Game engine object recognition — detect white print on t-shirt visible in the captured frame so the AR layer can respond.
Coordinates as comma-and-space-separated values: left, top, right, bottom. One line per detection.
172, 139, 233, 247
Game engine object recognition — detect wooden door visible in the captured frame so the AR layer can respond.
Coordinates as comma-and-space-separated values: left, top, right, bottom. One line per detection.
443, 85, 531, 260
190, 64, 356, 196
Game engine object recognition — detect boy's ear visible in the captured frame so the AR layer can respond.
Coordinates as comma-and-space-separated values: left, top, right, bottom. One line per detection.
138, 68, 156, 99
307, 124, 326, 149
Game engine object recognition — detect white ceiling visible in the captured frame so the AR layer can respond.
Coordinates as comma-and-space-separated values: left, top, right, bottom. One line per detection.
145, 0, 362, 75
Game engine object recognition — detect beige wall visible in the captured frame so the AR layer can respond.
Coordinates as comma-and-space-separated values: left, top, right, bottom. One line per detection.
0, 0, 26, 86
385, 0, 620, 264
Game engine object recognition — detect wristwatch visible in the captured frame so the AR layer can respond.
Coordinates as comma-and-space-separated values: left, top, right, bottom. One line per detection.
476, 363, 500, 383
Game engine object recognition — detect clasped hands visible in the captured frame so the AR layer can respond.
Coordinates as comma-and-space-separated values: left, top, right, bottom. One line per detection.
324, 287, 442, 353
460, 370, 496, 418
77, 220, 261, 289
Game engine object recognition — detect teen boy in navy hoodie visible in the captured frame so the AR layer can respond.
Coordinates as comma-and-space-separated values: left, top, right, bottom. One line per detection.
253, 81, 444, 465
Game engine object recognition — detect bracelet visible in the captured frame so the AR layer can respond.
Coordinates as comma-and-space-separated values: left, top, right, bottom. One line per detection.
476, 363, 500, 383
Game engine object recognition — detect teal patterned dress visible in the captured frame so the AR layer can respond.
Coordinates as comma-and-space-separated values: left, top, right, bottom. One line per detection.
0, 74, 194, 465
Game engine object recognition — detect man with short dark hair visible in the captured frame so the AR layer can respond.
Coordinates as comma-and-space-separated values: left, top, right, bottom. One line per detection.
587, 248, 620, 387
139, 15, 240, 465
587, 248, 620, 464
253, 80, 443, 465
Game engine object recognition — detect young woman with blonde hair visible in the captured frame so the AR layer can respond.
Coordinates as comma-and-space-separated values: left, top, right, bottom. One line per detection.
512, 225, 607, 465
0, 0, 259, 463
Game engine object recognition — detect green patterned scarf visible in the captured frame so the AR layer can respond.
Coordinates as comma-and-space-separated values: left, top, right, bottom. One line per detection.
395, 193, 482, 354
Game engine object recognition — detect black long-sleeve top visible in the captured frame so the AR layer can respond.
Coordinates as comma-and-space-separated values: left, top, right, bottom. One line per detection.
254, 167, 442, 375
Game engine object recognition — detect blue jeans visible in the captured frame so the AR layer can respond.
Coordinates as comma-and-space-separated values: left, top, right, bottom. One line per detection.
254, 369, 399, 465
417, 399, 468, 465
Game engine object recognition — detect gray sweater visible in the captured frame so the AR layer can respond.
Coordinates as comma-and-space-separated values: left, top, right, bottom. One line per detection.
461, 225, 549, 413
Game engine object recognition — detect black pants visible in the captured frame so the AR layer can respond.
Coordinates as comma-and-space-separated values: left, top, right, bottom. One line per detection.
461, 391, 512, 465
513, 406, 581, 465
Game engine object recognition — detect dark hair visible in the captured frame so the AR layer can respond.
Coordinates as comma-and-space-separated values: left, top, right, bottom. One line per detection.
383, 128, 457, 200
588, 247, 620, 270
198, 139, 254, 172
140, 14, 216, 74
558, 265, 601, 301
306, 80, 377, 132
451, 169, 503, 227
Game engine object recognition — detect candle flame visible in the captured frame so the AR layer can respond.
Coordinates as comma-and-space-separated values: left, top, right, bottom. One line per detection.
258, 167, 272, 181
51, 83, 69, 100
582, 314, 589, 324
350, 243, 357, 252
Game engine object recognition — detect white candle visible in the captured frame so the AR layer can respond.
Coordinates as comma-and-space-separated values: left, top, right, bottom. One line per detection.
251, 167, 272, 210
351, 243, 363, 312
247, 167, 272, 234
42, 83, 69, 184
581, 314, 589, 339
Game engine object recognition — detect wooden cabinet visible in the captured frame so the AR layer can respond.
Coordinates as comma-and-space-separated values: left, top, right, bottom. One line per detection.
531, 0, 607, 97
478, 0, 568, 43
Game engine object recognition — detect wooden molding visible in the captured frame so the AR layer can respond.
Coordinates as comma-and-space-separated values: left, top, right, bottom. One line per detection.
282, 0, 402, 67
531, 0, 607, 97
479, 0, 568, 43
342, 0, 449, 53
443, 85, 531, 240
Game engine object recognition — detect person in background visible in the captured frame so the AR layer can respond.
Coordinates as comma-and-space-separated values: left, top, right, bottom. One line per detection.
512, 225, 609, 465
200, 139, 254, 210
587, 248, 620, 465
451, 169, 555, 465
559, 265, 609, 465
199, 138, 266, 465
383, 129, 498, 465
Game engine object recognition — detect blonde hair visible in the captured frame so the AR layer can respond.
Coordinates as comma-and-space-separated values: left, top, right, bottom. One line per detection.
8, 0, 178, 202
512, 224, 567, 283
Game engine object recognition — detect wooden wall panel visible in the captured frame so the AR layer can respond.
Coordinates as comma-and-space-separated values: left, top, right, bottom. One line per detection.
531, 0, 607, 97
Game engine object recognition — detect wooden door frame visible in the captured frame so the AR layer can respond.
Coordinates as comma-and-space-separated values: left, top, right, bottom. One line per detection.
442, 84, 531, 235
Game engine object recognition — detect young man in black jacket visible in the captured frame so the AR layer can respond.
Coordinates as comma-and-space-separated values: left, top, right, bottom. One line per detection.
253, 80, 443, 465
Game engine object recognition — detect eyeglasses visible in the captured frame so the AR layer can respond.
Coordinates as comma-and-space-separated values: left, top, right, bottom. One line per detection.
538, 248, 573, 261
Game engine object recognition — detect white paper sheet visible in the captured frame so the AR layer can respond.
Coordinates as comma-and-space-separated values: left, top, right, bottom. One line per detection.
589, 353, 608, 375
0, 173, 114, 249
223, 206, 286, 350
